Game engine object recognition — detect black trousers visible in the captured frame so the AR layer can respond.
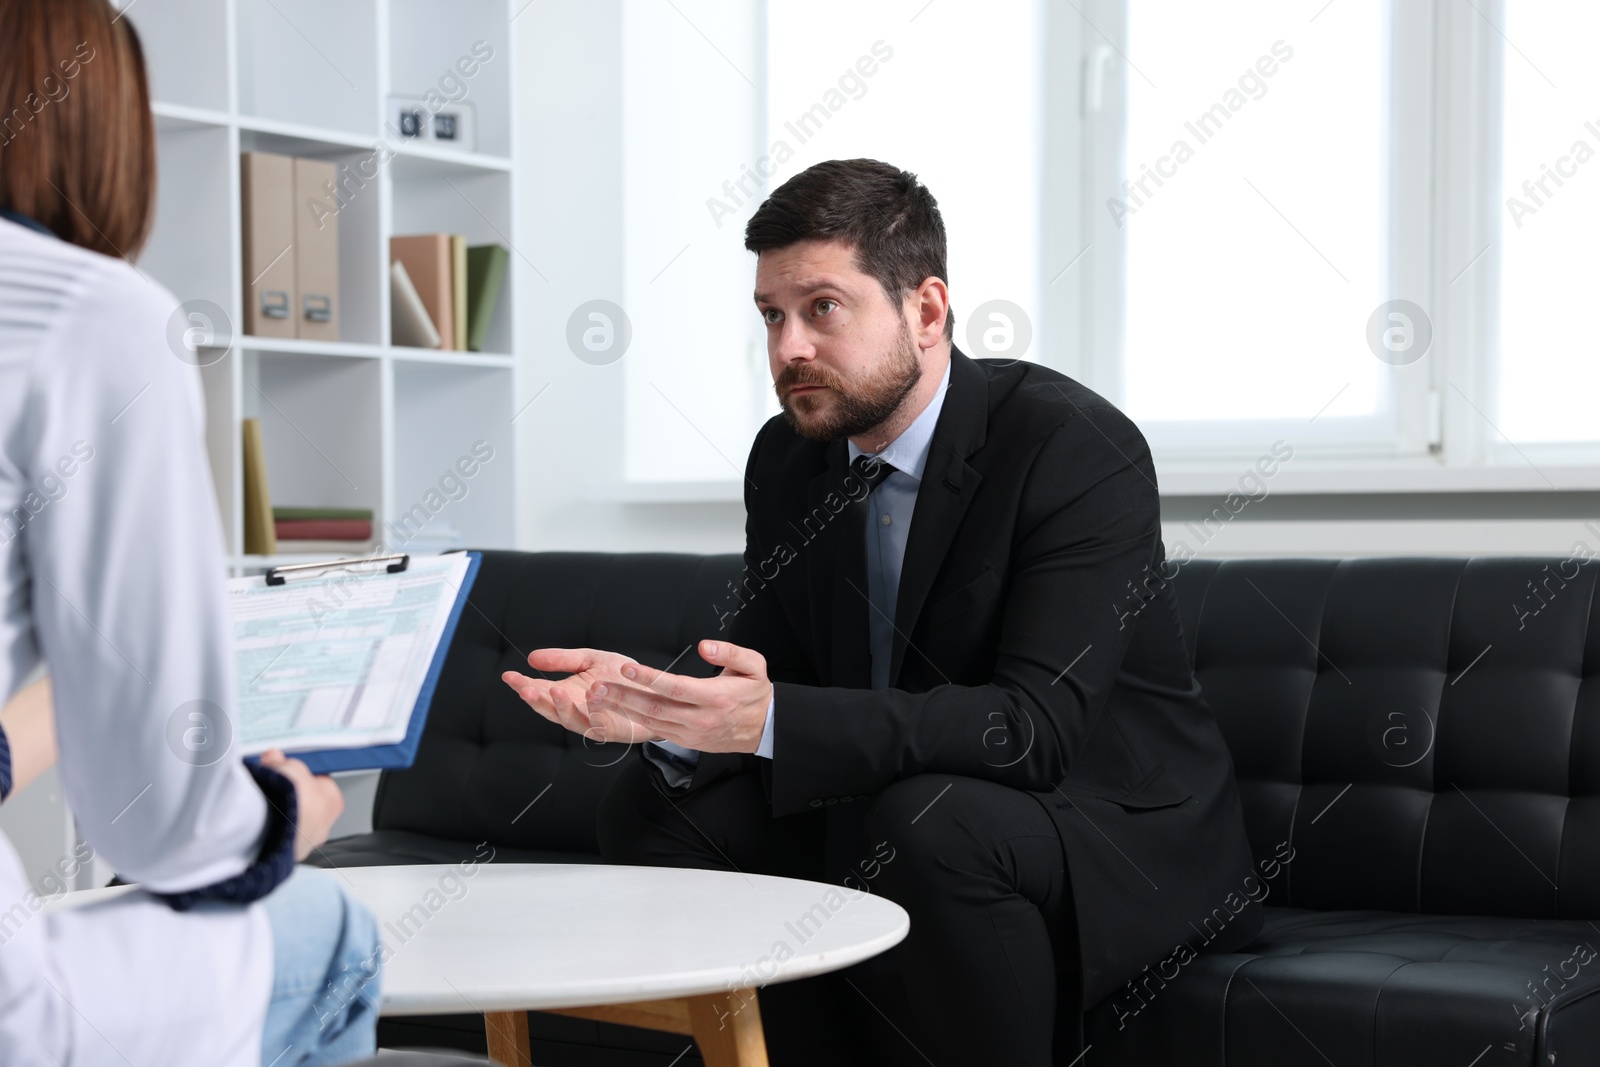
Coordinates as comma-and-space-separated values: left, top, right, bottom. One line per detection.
597, 757, 1084, 1067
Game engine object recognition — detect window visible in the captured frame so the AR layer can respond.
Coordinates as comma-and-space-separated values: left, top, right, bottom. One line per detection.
616, 0, 1600, 491
1082, 0, 1600, 473
619, 0, 1042, 485
766, 0, 1043, 387
1493, 1, 1600, 445
1080, 0, 1441, 460
1121, 2, 1388, 432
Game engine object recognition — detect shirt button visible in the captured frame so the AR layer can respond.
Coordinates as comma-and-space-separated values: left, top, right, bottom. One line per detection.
880, 514, 892, 526
809, 799, 823, 808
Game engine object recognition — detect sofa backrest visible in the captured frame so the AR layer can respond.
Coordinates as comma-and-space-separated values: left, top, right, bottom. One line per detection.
1171, 556, 1600, 920
372, 550, 741, 854
387, 551, 1600, 920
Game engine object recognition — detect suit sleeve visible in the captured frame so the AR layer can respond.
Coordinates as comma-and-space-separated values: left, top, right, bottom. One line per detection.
766, 410, 1162, 816
638, 418, 816, 795
726, 420, 817, 687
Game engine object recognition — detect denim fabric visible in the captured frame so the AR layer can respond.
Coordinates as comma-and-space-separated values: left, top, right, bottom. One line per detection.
261, 866, 383, 1066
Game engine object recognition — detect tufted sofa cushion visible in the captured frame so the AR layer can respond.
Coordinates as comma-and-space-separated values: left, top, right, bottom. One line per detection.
1169, 557, 1600, 917
1084, 556, 1600, 1065
1084, 908, 1600, 1065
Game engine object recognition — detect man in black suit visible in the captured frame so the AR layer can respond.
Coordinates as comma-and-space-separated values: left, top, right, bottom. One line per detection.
503, 158, 1260, 1065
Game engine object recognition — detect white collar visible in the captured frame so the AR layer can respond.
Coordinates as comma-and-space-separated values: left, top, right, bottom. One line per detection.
846, 359, 952, 483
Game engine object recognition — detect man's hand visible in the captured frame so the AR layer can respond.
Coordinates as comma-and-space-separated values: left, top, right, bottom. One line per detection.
501, 639, 772, 754
259, 749, 344, 862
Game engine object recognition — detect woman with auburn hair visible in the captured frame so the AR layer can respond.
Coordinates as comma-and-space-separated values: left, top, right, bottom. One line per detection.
0, 1, 382, 1064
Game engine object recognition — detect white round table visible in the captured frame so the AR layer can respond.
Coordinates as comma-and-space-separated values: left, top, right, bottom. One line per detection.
60, 863, 909, 1067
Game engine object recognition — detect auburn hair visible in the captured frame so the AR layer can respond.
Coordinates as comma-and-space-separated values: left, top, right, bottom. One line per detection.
0, 0, 156, 258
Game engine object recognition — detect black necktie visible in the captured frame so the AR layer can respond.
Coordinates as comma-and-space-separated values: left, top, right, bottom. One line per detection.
844, 451, 896, 684
829, 452, 900, 690
851, 453, 896, 493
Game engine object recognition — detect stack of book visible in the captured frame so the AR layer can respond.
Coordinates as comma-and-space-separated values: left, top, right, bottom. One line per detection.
273, 507, 375, 555
241, 417, 375, 557
390, 235, 508, 352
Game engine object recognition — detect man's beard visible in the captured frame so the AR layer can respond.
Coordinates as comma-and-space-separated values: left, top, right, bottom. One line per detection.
775, 321, 923, 442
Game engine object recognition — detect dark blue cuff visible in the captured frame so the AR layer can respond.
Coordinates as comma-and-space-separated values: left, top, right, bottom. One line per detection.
0, 722, 12, 802
153, 762, 298, 912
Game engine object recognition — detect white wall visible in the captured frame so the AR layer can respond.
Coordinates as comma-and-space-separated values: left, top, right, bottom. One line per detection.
513, 0, 745, 554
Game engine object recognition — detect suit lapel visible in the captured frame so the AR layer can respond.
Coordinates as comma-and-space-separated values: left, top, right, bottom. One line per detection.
889, 351, 989, 684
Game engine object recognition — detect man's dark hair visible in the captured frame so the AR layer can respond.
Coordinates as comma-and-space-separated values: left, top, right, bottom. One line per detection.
744, 158, 954, 341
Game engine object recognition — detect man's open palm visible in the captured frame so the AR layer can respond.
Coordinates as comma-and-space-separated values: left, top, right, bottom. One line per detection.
501, 639, 771, 754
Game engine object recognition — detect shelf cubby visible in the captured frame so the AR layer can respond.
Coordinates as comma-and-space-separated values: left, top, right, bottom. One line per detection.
389, 163, 514, 355
387, 0, 513, 158
236, 130, 387, 346
235, 0, 380, 136
246, 350, 385, 520
391, 362, 515, 548
130, 0, 231, 113
145, 122, 235, 314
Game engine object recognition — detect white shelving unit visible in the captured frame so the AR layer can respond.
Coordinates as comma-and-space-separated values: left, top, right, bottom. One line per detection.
128, 0, 519, 572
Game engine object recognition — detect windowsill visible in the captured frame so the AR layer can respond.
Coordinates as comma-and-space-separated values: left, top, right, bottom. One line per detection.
587, 480, 744, 504
588, 461, 1600, 503
1155, 460, 1600, 496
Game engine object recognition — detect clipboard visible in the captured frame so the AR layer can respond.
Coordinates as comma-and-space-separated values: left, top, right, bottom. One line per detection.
234, 550, 481, 775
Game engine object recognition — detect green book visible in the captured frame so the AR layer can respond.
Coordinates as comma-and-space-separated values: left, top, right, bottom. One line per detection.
465, 243, 509, 353
273, 506, 374, 521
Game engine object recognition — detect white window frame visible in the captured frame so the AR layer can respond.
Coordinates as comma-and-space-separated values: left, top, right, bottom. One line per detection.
599, 0, 1600, 502
1433, 0, 1600, 474
1067, 0, 1433, 463
1057, 0, 1600, 490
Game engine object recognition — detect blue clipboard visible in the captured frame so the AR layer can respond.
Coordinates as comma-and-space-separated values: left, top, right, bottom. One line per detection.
251, 551, 481, 775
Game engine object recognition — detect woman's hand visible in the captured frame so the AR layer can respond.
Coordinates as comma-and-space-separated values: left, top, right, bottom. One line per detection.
258, 749, 344, 862
0, 676, 57, 799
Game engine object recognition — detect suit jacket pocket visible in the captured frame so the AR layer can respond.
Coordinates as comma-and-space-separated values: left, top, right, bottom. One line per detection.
924, 567, 1002, 630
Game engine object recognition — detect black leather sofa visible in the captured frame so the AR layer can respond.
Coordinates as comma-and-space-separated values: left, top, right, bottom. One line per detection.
320, 551, 1600, 1066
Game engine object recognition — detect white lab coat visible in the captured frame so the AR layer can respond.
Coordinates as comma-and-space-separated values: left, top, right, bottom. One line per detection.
0, 217, 273, 1064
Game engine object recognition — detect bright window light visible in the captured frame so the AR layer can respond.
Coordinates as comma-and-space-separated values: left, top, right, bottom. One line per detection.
1495, 1, 1600, 443
1121, 0, 1387, 425
765, 0, 1042, 384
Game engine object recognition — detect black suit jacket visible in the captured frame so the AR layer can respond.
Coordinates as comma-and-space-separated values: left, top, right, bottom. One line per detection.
659, 348, 1260, 1005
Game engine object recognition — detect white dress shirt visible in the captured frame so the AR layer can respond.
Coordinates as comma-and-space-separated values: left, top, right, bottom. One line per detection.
648, 362, 952, 781
0, 217, 272, 1065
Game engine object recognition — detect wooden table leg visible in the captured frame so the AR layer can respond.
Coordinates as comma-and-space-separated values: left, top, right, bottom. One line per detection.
484, 1009, 532, 1067
544, 987, 770, 1066
686, 988, 768, 1067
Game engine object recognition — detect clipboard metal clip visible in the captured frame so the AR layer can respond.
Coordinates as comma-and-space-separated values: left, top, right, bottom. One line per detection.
264, 553, 410, 587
